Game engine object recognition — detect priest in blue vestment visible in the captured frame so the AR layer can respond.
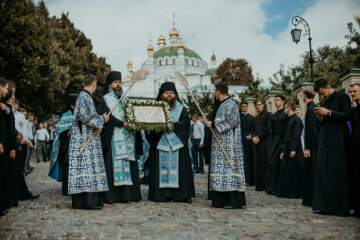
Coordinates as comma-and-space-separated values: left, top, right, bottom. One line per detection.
97, 71, 142, 203
49, 93, 77, 195
206, 82, 246, 209
146, 82, 195, 202
68, 74, 109, 210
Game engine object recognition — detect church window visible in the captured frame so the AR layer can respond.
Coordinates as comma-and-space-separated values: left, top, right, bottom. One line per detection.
192, 59, 195, 66
166, 59, 168, 65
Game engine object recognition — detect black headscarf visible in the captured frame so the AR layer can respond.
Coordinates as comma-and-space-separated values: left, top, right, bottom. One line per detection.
66, 93, 78, 114
103, 71, 122, 95
155, 82, 180, 102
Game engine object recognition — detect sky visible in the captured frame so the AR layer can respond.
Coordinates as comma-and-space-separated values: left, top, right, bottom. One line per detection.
43, 0, 360, 86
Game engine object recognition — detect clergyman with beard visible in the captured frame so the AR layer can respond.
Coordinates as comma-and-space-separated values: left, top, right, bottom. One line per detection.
145, 82, 195, 203
97, 71, 142, 203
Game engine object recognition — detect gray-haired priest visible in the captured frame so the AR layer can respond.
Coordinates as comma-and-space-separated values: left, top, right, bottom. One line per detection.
206, 82, 246, 209
146, 82, 195, 203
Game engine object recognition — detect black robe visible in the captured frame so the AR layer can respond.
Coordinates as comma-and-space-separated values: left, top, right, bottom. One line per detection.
6, 104, 20, 206
265, 108, 287, 193
302, 101, 318, 207
146, 107, 195, 202
277, 114, 304, 198
97, 96, 142, 203
240, 112, 255, 185
58, 130, 71, 196
252, 110, 272, 191
350, 104, 360, 217
0, 103, 10, 211
313, 91, 351, 215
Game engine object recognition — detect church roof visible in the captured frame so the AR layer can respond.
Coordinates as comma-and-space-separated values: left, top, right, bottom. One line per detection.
204, 68, 217, 76
153, 46, 202, 60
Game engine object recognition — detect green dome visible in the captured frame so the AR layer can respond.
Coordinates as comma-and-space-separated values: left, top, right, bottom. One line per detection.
205, 68, 217, 76
153, 46, 203, 60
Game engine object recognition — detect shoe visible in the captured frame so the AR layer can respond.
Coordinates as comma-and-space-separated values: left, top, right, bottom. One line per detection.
27, 193, 40, 200
200, 170, 205, 174
224, 205, 235, 209
24, 169, 31, 175
0, 209, 8, 216
28, 166, 34, 170
195, 170, 200, 173
88, 205, 103, 210
36, 159, 40, 163
9, 202, 18, 208
23, 172, 27, 176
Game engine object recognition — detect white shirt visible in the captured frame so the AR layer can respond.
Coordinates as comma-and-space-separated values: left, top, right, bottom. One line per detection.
35, 128, 50, 144
14, 111, 26, 135
24, 120, 34, 141
192, 121, 205, 144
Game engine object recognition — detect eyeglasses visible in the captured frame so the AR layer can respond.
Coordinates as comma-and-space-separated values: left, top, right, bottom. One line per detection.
255, 104, 263, 106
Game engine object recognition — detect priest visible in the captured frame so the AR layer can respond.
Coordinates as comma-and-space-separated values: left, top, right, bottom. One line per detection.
349, 83, 360, 217
240, 101, 255, 186
49, 93, 77, 195
252, 99, 272, 191
277, 101, 304, 198
266, 95, 287, 194
146, 82, 195, 203
313, 78, 352, 216
302, 87, 318, 207
97, 71, 142, 203
68, 74, 109, 210
206, 82, 246, 208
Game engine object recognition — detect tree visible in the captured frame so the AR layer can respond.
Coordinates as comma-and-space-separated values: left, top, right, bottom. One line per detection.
0, 0, 111, 121
238, 75, 268, 100
211, 58, 254, 86
181, 92, 215, 116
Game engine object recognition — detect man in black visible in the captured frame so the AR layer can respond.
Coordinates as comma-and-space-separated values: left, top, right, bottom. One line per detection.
98, 71, 142, 203
349, 83, 360, 217
240, 101, 255, 186
266, 95, 287, 194
277, 101, 304, 198
313, 78, 352, 216
302, 87, 318, 207
252, 99, 272, 191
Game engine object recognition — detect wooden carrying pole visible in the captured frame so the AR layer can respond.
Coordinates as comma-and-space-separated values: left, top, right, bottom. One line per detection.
175, 73, 234, 170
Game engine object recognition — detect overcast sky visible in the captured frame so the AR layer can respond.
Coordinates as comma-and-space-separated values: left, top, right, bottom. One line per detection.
43, 0, 360, 86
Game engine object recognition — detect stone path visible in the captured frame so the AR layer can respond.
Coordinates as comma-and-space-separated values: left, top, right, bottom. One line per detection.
1, 161, 359, 240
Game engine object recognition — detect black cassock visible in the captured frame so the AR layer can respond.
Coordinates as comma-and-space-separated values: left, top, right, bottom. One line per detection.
265, 108, 287, 193
252, 110, 272, 191
277, 114, 304, 198
98, 97, 142, 203
350, 104, 360, 217
58, 130, 71, 195
313, 91, 351, 215
146, 107, 195, 202
0, 103, 10, 212
6, 103, 20, 207
302, 101, 318, 207
240, 112, 255, 185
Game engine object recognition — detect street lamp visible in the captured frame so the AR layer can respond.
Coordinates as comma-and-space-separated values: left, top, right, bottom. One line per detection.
290, 16, 315, 82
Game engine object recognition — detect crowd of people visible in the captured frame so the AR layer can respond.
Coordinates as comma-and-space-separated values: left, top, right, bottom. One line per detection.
1, 73, 359, 218
0, 78, 40, 217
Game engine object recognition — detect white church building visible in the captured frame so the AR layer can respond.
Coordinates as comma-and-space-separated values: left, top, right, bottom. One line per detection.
123, 23, 246, 99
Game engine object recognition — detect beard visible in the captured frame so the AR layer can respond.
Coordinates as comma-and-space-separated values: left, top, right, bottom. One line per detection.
162, 95, 176, 108
113, 87, 123, 97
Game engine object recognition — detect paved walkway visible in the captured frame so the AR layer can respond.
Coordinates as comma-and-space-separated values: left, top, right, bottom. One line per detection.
0, 161, 359, 240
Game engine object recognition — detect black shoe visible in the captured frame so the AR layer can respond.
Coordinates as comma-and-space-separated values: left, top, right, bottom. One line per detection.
0, 209, 8, 217
36, 159, 40, 163
24, 169, 31, 175
23, 172, 27, 176
195, 170, 200, 173
27, 193, 40, 200
28, 166, 34, 170
9, 202, 18, 208
88, 205, 103, 210
200, 170, 205, 174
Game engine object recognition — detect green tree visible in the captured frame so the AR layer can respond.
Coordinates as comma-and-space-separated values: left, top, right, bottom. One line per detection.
238, 75, 268, 100
211, 58, 254, 86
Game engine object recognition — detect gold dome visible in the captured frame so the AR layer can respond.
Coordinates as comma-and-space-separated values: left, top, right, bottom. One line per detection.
158, 34, 165, 41
177, 42, 184, 50
157, 34, 166, 47
169, 27, 179, 37
147, 44, 154, 52
211, 54, 216, 61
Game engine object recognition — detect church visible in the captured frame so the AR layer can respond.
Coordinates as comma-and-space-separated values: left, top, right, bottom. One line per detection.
123, 23, 221, 99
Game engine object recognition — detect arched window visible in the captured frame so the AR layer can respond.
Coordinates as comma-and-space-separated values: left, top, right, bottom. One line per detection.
165, 59, 168, 65
185, 59, 188, 65
172, 58, 175, 64
192, 59, 195, 66
159, 59, 162, 66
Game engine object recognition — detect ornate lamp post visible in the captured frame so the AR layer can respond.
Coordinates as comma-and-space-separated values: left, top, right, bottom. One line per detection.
291, 16, 315, 82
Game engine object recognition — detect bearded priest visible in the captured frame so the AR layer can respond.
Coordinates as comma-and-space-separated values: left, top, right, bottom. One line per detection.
146, 82, 195, 203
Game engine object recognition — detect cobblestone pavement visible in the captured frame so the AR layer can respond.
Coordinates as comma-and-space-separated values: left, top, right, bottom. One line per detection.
1, 161, 359, 240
